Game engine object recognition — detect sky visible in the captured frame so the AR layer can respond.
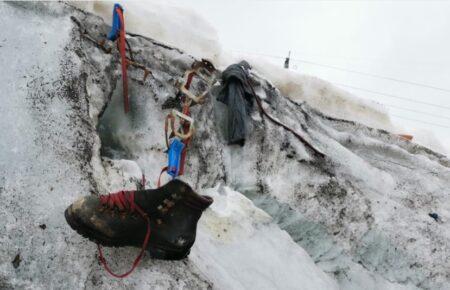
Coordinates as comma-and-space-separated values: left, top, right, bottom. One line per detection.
174, 0, 450, 152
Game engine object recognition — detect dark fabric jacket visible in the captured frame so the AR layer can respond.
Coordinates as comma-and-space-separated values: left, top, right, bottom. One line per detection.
217, 61, 254, 145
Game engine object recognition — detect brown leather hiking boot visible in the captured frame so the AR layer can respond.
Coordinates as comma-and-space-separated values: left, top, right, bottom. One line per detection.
64, 179, 213, 260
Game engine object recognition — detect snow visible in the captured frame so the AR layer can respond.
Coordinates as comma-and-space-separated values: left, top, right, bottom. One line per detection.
0, 3, 209, 289
72, 0, 222, 61
2, 2, 450, 290
402, 127, 450, 157
233, 97, 450, 288
0, 3, 95, 289
75, 0, 450, 157
74, 0, 393, 130
191, 185, 338, 290
0, 2, 336, 289
75, 1, 392, 126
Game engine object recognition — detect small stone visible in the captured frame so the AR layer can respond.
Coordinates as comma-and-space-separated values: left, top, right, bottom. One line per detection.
39, 224, 46, 230
12, 254, 21, 269
429, 213, 439, 222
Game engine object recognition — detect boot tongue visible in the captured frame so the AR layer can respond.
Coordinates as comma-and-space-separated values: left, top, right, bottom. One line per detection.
165, 179, 213, 210
184, 194, 213, 211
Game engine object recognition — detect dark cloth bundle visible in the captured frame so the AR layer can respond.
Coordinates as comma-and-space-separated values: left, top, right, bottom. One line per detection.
217, 61, 254, 145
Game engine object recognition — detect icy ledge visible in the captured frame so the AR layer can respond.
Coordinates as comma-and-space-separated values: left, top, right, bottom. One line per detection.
191, 185, 338, 290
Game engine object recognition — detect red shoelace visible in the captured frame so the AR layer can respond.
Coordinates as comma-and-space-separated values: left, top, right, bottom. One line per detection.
97, 190, 151, 278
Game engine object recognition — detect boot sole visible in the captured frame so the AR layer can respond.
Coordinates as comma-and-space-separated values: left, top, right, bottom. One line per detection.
64, 206, 190, 260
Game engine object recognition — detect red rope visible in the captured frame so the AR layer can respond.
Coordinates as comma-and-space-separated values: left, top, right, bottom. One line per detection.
157, 166, 168, 188
246, 80, 326, 158
116, 8, 129, 113
178, 103, 191, 176
97, 191, 151, 278
185, 71, 196, 90
141, 174, 146, 189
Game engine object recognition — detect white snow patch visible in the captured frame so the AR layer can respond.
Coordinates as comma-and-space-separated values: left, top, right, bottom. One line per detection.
191, 185, 338, 290
71, 0, 222, 61
404, 127, 448, 156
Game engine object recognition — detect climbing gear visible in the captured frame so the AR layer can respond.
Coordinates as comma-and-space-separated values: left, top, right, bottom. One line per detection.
107, 4, 130, 113
175, 60, 217, 176
68, 9, 216, 279
179, 59, 217, 104
159, 110, 195, 186
65, 180, 213, 277
167, 138, 185, 177
158, 60, 217, 186
245, 72, 326, 158
72, 7, 153, 113
72, 12, 151, 78
107, 4, 123, 41
156, 59, 216, 187
72, 15, 151, 79
179, 73, 207, 104
164, 110, 195, 148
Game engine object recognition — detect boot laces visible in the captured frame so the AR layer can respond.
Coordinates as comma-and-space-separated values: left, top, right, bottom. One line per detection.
97, 190, 151, 278
99, 190, 137, 213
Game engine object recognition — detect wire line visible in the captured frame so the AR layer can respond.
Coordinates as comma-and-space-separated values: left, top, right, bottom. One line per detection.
291, 58, 450, 93
382, 103, 450, 122
232, 49, 450, 129
390, 115, 450, 129
334, 83, 450, 111
233, 50, 450, 92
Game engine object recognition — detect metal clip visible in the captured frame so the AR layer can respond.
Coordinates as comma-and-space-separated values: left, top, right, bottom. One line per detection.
179, 60, 218, 104
166, 110, 194, 138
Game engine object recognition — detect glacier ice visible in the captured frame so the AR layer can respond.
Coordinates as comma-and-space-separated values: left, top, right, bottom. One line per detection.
1, 2, 450, 290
